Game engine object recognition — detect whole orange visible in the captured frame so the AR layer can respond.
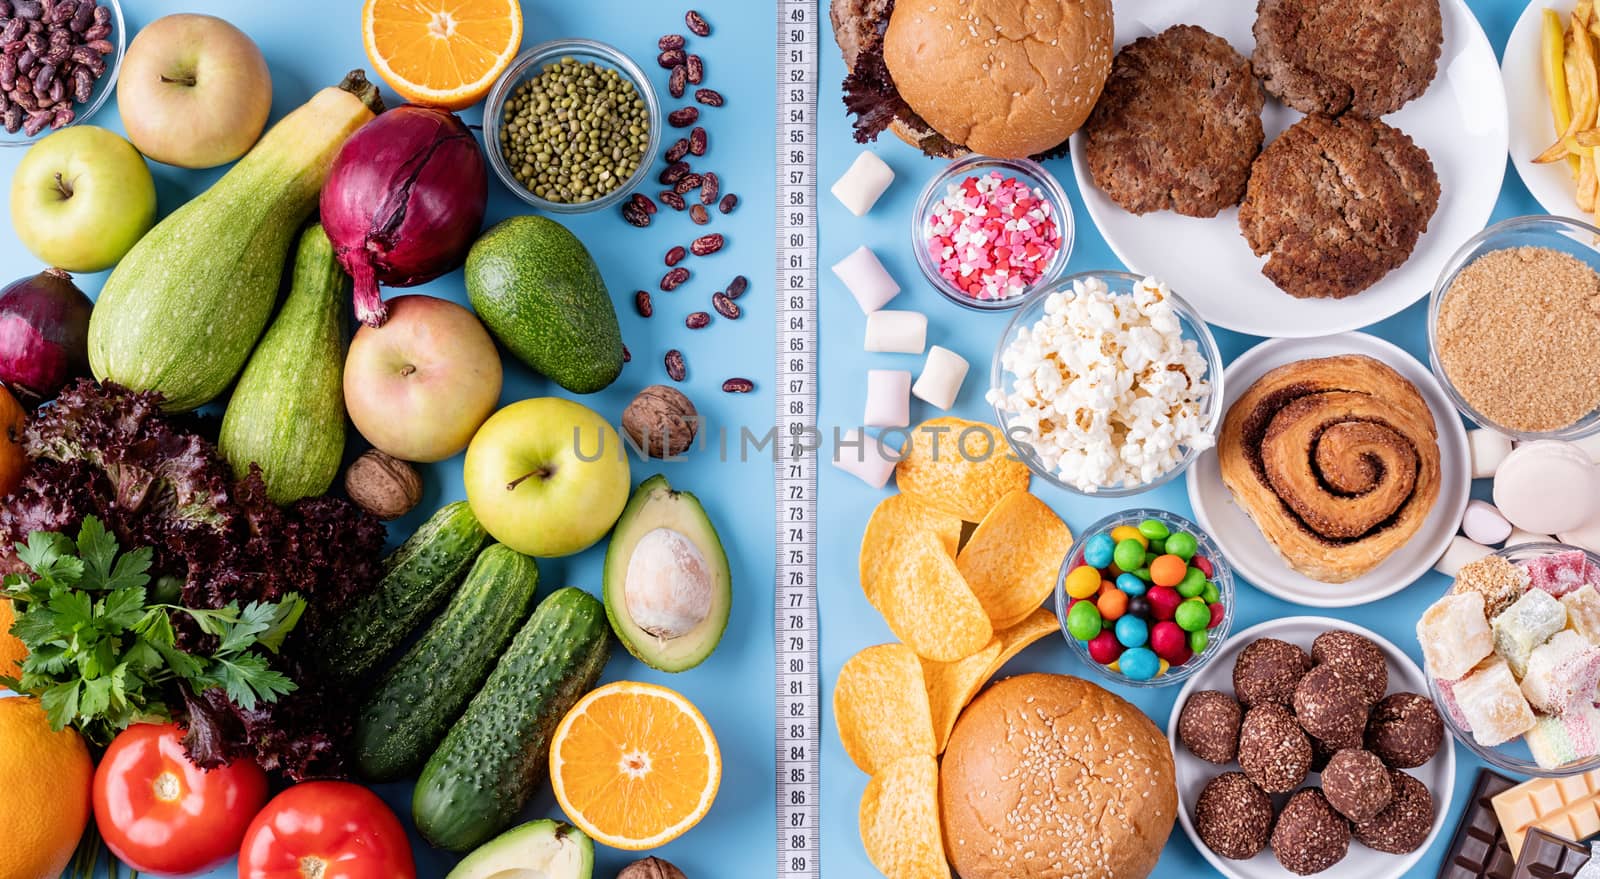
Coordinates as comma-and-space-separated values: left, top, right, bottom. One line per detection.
0, 385, 24, 498
0, 696, 93, 879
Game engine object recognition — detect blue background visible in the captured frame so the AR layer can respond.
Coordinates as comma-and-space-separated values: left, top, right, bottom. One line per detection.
0, 0, 1546, 877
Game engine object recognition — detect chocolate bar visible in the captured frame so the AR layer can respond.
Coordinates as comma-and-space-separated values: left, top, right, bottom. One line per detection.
1492, 768, 1600, 861
1440, 768, 1518, 878
1511, 827, 1591, 879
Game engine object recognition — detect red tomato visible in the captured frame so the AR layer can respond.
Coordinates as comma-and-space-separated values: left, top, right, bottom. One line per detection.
92, 721, 269, 876
239, 781, 416, 879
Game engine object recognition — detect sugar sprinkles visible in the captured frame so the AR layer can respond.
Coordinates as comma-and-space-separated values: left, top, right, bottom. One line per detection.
923, 171, 1063, 301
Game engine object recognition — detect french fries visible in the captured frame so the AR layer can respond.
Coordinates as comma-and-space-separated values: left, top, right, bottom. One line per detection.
1539, 2, 1600, 225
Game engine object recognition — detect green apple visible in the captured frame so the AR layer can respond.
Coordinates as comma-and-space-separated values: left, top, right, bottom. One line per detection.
464, 397, 631, 558
10, 126, 156, 272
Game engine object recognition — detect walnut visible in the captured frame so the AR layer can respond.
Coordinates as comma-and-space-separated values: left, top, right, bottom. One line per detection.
622, 385, 699, 458
617, 857, 688, 879
344, 450, 422, 520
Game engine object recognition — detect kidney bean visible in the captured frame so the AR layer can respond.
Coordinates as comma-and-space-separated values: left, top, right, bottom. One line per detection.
661, 267, 690, 291
631, 192, 657, 215
712, 292, 740, 319
689, 204, 709, 225
719, 193, 738, 214
658, 48, 686, 69
685, 311, 710, 329
674, 173, 703, 195
659, 190, 686, 211
634, 290, 653, 317
689, 126, 707, 156
694, 88, 723, 107
686, 54, 703, 84
668, 65, 686, 99
726, 275, 748, 300
665, 349, 687, 382
667, 106, 699, 127
658, 34, 685, 51
690, 233, 724, 256
659, 161, 690, 185
665, 246, 687, 266
700, 171, 718, 205
665, 137, 690, 163
722, 378, 755, 394
686, 10, 710, 36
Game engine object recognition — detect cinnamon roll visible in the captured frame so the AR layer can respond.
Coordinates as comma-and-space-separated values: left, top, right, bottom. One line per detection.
1218, 355, 1441, 583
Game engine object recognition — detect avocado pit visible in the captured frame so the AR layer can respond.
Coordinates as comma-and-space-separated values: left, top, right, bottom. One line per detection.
624, 527, 712, 640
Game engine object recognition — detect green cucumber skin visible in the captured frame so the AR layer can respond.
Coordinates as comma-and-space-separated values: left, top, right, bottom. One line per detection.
219, 225, 349, 505
413, 587, 612, 852
354, 544, 540, 782
323, 502, 489, 679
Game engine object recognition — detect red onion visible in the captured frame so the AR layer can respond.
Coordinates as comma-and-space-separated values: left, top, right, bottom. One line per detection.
0, 268, 92, 405
321, 105, 488, 327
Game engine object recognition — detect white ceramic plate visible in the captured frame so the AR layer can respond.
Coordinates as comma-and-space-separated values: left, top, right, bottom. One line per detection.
1184, 333, 1470, 607
1506, 0, 1592, 219
1168, 617, 1457, 879
1068, 0, 1507, 338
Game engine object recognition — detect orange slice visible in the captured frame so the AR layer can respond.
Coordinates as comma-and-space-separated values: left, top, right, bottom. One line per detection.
550, 681, 722, 850
362, 0, 523, 110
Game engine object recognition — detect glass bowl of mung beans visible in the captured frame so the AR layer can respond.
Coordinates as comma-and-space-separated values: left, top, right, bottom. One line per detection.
485, 39, 661, 213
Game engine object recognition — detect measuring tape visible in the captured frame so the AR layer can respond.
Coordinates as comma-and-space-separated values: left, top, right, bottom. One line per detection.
773, 1, 820, 878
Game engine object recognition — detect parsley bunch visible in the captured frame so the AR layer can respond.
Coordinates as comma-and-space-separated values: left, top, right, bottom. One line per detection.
0, 516, 306, 745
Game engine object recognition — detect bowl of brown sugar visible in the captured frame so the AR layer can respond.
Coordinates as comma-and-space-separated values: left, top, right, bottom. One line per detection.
1429, 215, 1600, 440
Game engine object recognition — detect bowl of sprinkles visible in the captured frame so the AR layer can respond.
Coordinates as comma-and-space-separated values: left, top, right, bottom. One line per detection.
912, 154, 1073, 310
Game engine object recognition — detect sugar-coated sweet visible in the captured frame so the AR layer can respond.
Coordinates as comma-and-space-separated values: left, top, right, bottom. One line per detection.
1087, 630, 1123, 664
1167, 531, 1199, 560
1322, 748, 1393, 823
1116, 572, 1147, 596
1096, 588, 1127, 621
1364, 692, 1443, 769
1147, 585, 1183, 621
1239, 703, 1312, 793
1177, 566, 1207, 598
1114, 614, 1149, 648
1064, 564, 1101, 599
1293, 665, 1372, 748
1083, 532, 1116, 569
1175, 598, 1211, 632
1189, 628, 1209, 653
1493, 588, 1568, 678
1524, 549, 1599, 598
1119, 646, 1160, 681
1417, 591, 1493, 680
1520, 629, 1600, 715
1151, 620, 1192, 665
1462, 499, 1513, 546
1195, 772, 1273, 860
1453, 658, 1538, 747
1312, 630, 1390, 704
1433, 674, 1471, 732
1178, 690, 1242, 764
1271, 788, 1351, 875
1139, 518, 1171, 540
1452, 555, 1531, 618
1233, 637, 1311, 708
1066, 598, 1102, 640
1563, 586, 1600, 646
1527, 701, 1600, 770
1351, 769, 1434, 855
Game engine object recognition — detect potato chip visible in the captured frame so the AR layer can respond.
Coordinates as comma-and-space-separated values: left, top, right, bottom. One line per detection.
956, 490, 1073, 628
921, 639, 1002, 753
859, 755, 949, 879
983, 608, 1061, 682
860, 494, 962, 607
894, 417, 1030, 522
876, 530, 993, 662
833, 644, 936, 774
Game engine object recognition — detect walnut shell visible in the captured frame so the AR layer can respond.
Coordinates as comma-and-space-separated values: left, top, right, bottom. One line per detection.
622, 385, 699, 458
617, 857, 688, 879
344, 450, 422, 520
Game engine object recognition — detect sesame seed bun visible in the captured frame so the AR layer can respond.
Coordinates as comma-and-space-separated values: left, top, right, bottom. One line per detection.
882, 0, 1114, 158
940, 674, 1177, 878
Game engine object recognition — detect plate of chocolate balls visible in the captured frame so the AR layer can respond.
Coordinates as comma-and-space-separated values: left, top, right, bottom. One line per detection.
1168, 618, 1456, 878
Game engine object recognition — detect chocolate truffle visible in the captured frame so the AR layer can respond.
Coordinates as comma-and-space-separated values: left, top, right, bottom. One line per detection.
1321, 748, 1394, 823
1312, 630, 1389, 704
1195, 772, 1274, 860
1365, 692, 1444, 769
1234, 637, 1312, 708
1179, 690, 1243, 764
1271, 788, 1351, 875
1352, 769, 1434, 854
1239, 703, 1312, 793
1309, 734, 1338, 773
1293, 665, 1373, 746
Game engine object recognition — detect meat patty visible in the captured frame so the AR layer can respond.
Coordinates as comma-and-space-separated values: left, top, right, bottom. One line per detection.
1238, 114, 1440, 300
1253, 0, 1443, 118
1083, 25, 1265, 218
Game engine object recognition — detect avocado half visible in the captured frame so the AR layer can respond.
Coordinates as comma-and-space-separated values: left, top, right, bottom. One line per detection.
603, 474, 732, 672
445, 819, 593, 879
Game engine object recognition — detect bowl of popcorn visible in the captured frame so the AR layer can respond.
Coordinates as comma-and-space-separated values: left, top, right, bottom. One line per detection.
987, 271, 1224, 496
1419, 543, 1600, 776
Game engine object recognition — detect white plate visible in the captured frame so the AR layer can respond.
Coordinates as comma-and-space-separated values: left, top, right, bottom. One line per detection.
1506, 0, 1592, 220
1168, 617, 1457, 879
1184, 333, 1470, 607
1068, 0, 1507, 338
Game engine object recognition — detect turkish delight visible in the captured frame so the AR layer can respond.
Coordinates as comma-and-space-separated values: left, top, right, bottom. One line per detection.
1521, 630, 1600, 715
1493, 589, 1568, 678
1564, 586, 1600, 647
1528, 702, 1600, 771
1524, 550, 1598, 598
1454, 658, 1538, 747
1418, 591, 1494, 680
1452, 555, 1530, 618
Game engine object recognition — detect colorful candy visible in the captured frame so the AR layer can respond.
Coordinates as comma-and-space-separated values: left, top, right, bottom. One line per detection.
923, 171, 1062, 302
1064, 564, 1101, 599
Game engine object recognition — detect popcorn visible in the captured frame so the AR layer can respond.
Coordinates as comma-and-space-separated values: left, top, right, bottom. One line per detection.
1564, 585, 1600, 646
1520, 630, 1600, 715
1528, 703, 1600, 770
1493, 589, 1568, 678
985, 276, 1213, 492
1453, 658, 1538, 747
1417, 591, 1493, 680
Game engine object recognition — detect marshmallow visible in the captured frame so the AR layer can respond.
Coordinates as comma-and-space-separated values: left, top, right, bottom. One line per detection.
864, 310, 927, 354
1435, 534, 1494, 577
831, 429, 899, 489
1469, 429, 1514, 479
863, 370, 912, 429
1494, 441, 1600, 535
1506, 528, 1554, 547
831, 246, 900, 314
831, 151, 895, 217
911, 346, 969, 411
1462, 499, 1513, 546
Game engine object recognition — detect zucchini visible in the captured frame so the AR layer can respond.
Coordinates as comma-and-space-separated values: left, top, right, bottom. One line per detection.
354, 544, 540, 781
413, 587, 611, 852
219, 225, 349, 504
88, 71, 384, 411
322, 501, 488, 679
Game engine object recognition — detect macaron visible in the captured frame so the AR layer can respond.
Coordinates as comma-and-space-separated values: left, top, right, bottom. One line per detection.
1494, 441, 1600, 535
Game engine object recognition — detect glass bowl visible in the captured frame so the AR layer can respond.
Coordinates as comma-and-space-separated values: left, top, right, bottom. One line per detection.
482, 38, 661, 213
990, 271, 1225, 497
1055, 509, 1236, 689
911, 154, 1074, 311
0, 0, 125, 147
1427, 542, 1600, 777
1428, 215, 1600, 441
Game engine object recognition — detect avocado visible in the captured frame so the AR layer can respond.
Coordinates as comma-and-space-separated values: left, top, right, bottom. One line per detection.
445, 819, 593, 879
603, 474, 732, 672
465, 216, 624, 394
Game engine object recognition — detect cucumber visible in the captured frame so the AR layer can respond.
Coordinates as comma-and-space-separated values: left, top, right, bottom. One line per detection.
322, 501, 488, 679
413, 587, 611, 852
88, 71, 383, 411
219, 225, 349, 504
353, 544, 540, 781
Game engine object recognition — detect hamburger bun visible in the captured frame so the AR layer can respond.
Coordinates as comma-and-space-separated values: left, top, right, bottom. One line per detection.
883, 0, 1114, 158
940, 673, 1177, 878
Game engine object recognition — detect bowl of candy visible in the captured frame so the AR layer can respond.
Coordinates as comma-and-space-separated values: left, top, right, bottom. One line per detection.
1420, 542, 1600, 776
1055, 509, 1234, 687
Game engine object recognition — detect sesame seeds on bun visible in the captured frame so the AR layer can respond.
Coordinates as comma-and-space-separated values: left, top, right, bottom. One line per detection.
939, 674, 1177, 879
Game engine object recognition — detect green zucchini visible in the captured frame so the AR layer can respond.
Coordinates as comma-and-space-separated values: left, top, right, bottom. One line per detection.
219, 225, 349, 504
353, 544, 540, 782
322, 501, 488, 679
413, 587, 611, 852
88, 71, 383, 411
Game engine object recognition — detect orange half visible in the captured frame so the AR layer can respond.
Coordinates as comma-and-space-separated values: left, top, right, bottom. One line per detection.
362, 0, 522, 110
550, 681, 722, 850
